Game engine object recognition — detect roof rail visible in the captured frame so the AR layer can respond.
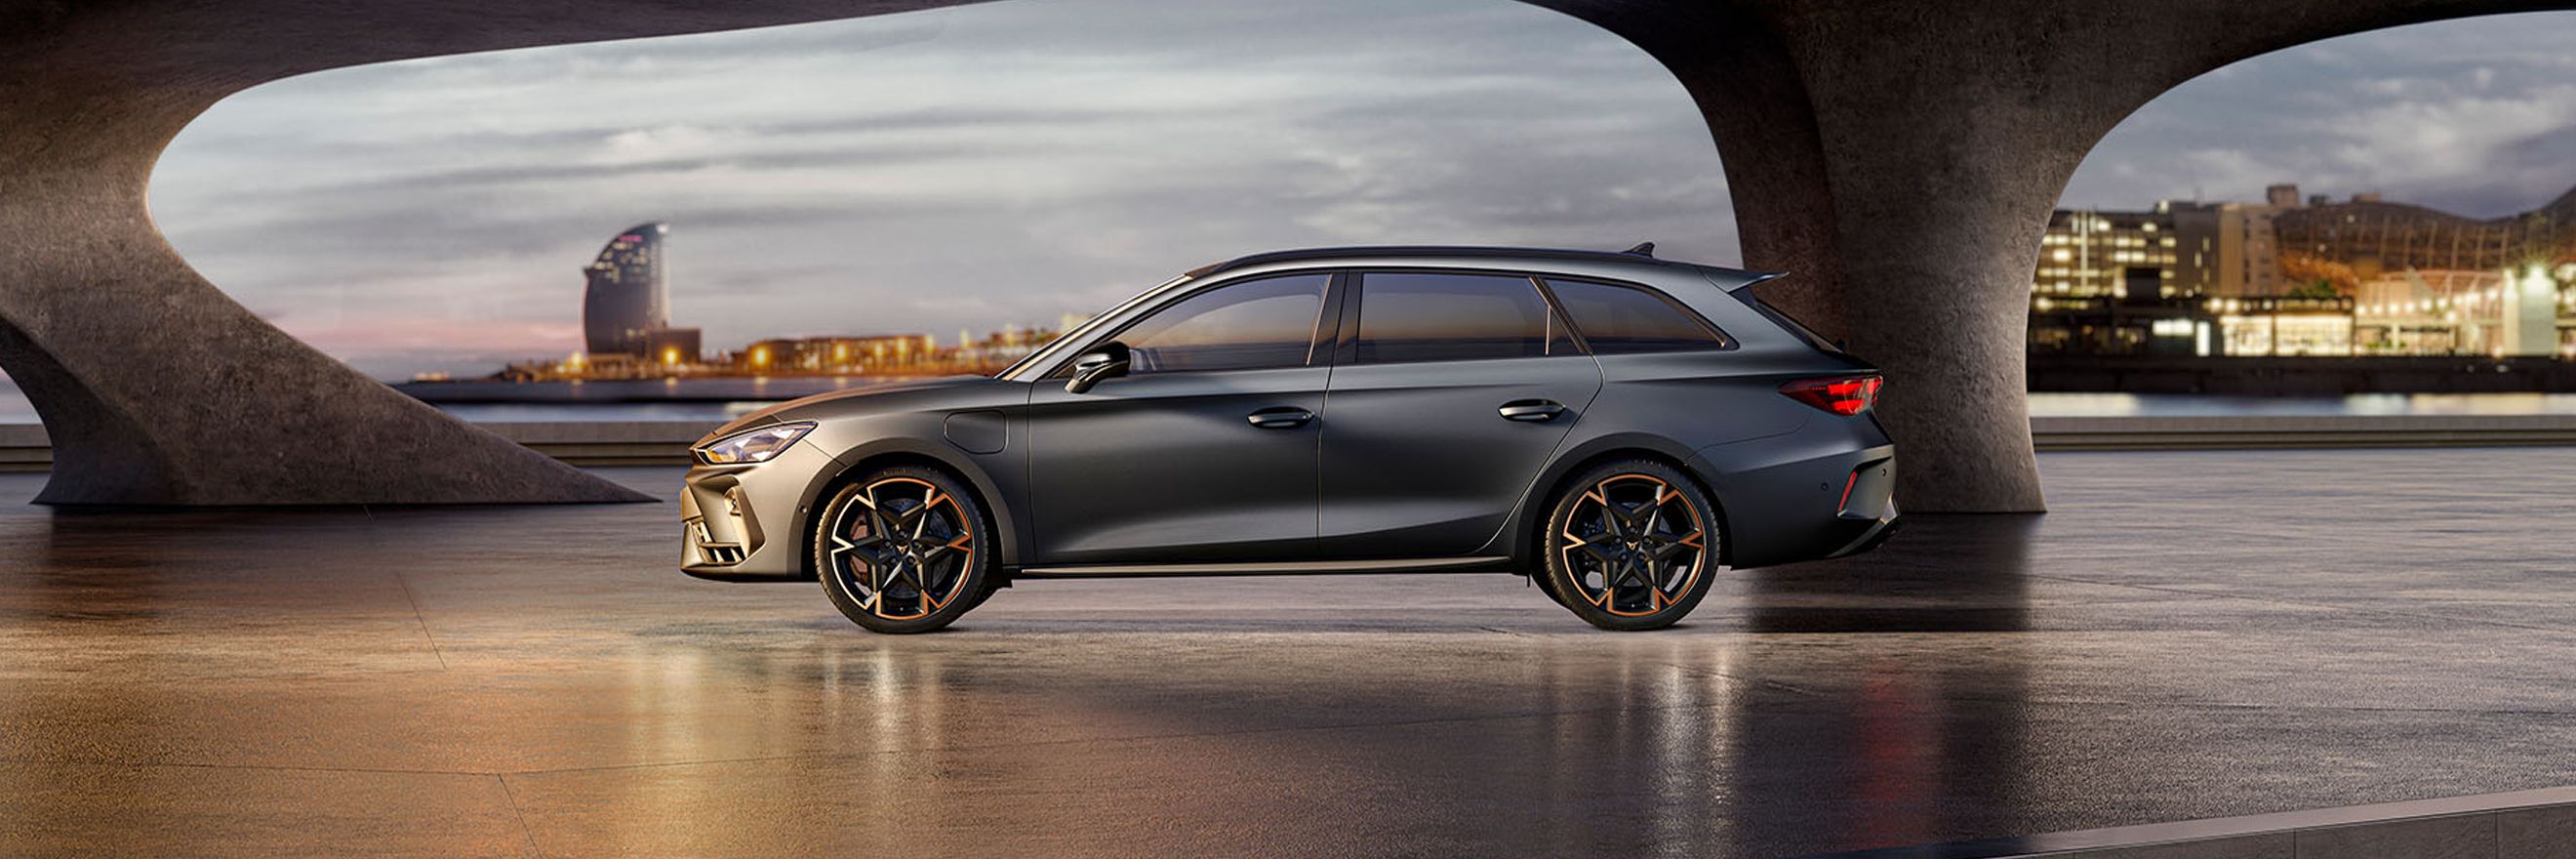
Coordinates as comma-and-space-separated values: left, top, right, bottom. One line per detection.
1194, 245, 1695, 278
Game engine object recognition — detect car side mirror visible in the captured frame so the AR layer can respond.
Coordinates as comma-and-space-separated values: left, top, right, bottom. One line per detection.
1065, 341, 1131, 393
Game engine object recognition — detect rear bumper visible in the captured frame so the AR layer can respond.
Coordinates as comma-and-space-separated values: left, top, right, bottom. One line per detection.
1821, 455, 1899, 558
1694, 421, 1898, 567
1826, 512, 1902, 558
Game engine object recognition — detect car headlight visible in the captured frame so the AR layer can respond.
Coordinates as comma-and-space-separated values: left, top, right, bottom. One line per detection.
694, 422, 815, 465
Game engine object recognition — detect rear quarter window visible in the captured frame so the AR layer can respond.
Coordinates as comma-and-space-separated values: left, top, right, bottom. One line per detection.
1541, 278, 1731, 354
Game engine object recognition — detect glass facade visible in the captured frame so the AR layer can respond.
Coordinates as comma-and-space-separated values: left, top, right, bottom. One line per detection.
582, 222, 671, 356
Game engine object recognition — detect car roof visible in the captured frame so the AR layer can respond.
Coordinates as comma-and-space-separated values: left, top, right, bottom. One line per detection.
1188, 245, 1781, 290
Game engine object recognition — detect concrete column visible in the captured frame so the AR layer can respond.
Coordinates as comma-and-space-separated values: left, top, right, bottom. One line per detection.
1536, 0, 2570, 512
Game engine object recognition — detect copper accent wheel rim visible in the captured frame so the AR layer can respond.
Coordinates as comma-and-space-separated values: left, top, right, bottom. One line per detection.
825, 477, 976, 620
1559, 473, 1709, 618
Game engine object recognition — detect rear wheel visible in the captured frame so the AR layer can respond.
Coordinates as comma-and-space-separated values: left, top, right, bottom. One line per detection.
1540, 460, 1720, 631
814, 466, 994, 634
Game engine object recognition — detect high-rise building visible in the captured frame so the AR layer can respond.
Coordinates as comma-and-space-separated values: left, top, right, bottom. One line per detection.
583, 223, 670, 356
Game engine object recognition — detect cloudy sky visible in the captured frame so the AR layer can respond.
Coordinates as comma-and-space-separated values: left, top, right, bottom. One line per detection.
146, 0, 2576, 380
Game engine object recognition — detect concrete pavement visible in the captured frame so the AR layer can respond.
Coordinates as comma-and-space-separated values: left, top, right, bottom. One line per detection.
4, 449, 2576, 857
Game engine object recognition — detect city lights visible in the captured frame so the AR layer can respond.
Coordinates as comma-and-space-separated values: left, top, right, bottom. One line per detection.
2033, 184, 2574, 359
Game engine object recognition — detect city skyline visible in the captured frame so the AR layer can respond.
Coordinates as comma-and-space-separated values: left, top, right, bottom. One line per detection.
140, 0, 2576, 379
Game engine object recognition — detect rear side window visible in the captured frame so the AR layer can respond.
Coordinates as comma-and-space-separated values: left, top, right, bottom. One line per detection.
1542, 278, 1729, 353
1352, 272, 1577, 364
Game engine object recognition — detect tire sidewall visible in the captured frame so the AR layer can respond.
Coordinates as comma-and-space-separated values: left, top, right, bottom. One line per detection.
815, 465, 995, 634
1541, 460, 1720, 632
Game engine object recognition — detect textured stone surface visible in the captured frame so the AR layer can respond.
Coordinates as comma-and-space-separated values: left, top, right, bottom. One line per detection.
0, 1, 984, 505
7, 450, 2576, 856
3, 0, 2567, 507
1533, 0, 2573, 511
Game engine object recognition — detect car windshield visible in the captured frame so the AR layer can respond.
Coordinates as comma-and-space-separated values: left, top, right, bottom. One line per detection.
995, 273, 1193, 379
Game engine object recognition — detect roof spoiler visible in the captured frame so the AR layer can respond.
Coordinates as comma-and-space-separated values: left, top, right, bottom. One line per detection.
1720, 270, 1788, 296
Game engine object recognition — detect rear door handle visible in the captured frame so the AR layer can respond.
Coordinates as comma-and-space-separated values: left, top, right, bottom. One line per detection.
1499, 399, 1567, 422
1247, 407, 1315, 429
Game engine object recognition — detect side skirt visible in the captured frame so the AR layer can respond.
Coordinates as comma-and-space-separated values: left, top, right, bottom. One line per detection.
1011, 556, 1514, 579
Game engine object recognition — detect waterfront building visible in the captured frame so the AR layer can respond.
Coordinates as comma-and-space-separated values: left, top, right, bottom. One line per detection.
2208, 296, 2355, 356
582, 223, 671, 356
735, 335, 939, 374
2352, 267, 2576, 357
2168, 200, 2287, 297
2273, 186, 2576, 279
2033, 207, 2178, 299
644, 327, 703, 368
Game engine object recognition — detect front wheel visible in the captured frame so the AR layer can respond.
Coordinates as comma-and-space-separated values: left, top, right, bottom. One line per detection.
814, 466, 995, 634
1540, 460, 1721, 632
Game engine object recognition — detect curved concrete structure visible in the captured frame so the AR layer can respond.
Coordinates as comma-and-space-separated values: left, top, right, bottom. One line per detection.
0, 0, 2563, 508
0, 2, 979, 505
1529, 0, 2573, 511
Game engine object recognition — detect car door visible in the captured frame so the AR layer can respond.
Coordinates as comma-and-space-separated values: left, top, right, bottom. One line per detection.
1024, 271, 1342, 565
1317, 270, 1602, 558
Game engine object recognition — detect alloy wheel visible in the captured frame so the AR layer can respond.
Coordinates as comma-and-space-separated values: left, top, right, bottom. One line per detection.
1556, 473, 1710, 618
824, 476, 978, 621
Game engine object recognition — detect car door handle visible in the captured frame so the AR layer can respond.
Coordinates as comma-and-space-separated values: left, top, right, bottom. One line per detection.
1246, 407, 1315, 429
1498, 399, 1567, 422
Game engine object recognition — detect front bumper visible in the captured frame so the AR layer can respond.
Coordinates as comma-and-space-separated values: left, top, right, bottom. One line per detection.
679, 440, 839, 582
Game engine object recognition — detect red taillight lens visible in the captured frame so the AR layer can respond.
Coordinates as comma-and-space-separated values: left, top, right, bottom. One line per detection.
1780, 375, 1882, 416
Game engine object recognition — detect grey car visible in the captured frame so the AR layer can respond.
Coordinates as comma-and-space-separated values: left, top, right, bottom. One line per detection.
681, 245, 1898, 633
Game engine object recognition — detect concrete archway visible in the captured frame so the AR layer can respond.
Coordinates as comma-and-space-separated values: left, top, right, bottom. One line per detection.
1, 0, 2563, 508
1524, 0, 2573, 511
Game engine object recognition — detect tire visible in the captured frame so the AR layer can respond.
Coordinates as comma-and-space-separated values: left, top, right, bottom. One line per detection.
814, 465, 995, 634
1540, 459, 1721, 632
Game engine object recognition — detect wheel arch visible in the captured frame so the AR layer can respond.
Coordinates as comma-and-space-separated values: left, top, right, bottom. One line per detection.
799, 438, 1026, 579
1497, 433, 1733, 569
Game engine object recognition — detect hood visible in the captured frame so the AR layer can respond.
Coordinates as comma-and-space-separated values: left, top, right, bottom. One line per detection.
700, 375, 1000, 441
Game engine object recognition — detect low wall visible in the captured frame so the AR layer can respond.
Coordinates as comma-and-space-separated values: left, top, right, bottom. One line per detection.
7, 415, 2576, 471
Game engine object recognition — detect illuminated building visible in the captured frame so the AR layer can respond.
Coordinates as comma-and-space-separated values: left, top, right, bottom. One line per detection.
2169, 200, 2287, 297
583, 223, 670, 356
2273, 185, 2576, 278
2033, 207, 2178, 299
734, 335, 938, 374
2351, 267, 2576, 356
645, 327, 703, 368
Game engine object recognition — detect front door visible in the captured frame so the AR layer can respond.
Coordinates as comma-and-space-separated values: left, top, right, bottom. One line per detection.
1318, 270, 1601, 557
1025, 271, 1340, 565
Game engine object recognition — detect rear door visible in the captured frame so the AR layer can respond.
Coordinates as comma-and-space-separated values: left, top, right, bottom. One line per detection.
1316, 270, 1601, 558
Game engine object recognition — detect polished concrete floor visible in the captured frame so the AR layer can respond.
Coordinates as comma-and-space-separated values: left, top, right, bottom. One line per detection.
3, 449, 2575, 857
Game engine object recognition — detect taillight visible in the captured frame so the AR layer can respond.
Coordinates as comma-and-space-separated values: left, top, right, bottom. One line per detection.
1780, 375, 1882, 416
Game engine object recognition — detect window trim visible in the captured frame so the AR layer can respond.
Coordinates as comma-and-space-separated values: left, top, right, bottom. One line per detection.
1534, 275, 1739, 354
1040, 268, 1346, 379
1338, 267, 1592, 367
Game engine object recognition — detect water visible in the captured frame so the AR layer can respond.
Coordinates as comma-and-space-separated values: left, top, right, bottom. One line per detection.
9, 379, 2576, 424
2023, 392, 2576, 417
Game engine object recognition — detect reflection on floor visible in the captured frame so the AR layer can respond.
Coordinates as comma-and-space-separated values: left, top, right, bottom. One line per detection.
4, 450, 2575, 857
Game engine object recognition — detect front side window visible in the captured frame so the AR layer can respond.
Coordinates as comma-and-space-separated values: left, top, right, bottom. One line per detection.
1111, 272, 1331, 374
1543, 278, 1729, 353
1351, 271, 1576, 364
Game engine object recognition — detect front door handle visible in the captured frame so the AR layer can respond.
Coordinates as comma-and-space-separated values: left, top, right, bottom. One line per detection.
1246, 407, 1315, 429
1499, 399, 1567, 422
